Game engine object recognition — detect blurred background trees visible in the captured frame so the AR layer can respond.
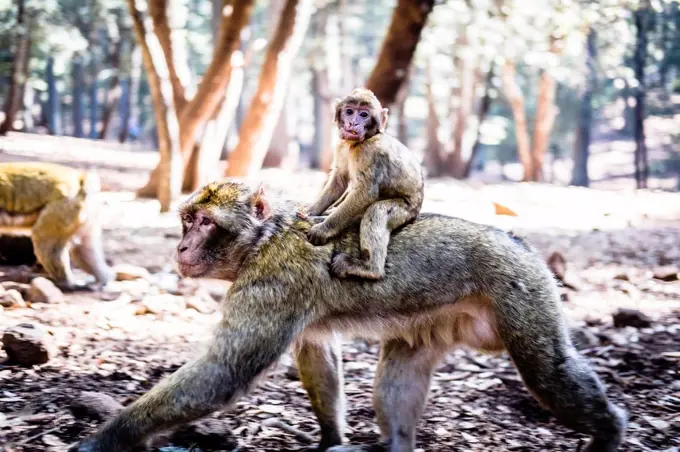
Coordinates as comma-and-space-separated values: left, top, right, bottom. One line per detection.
1, 0, 679, 210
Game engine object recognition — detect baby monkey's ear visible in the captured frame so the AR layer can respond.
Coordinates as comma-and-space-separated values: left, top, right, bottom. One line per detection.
379, 108, 389, 132
333, 98, 343, 124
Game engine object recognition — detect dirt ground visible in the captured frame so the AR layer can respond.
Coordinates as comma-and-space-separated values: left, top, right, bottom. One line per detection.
0, 135, 679, 452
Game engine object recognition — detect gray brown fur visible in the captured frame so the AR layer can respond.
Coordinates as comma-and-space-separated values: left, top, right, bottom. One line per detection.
307, 88, 424, 280
70, 182, 626, 452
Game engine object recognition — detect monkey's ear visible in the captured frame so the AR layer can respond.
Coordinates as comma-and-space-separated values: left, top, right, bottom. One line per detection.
251, 185, 271, 221
379, 108, 389, 132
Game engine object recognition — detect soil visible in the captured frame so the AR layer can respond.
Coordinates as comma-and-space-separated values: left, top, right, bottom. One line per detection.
0, 136, 679, 451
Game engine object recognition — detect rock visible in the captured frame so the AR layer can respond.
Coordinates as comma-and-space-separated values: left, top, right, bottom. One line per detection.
70, 391, 123, 420
137, 294, 186, 315
652, 266, 679, 282
169, 418, 237, 451
185, 291, 217, 314
2, 323, 55, 366
27, 277, 64, 304
114, 264, 151, 281
0, 281, 30, 298
570, 327, 600, 350
612, 308, 652, 329
0, 289, 26, 308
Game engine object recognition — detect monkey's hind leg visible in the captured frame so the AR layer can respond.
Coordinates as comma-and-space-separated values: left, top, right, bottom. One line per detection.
495, 292, 627, 451
331, 200, 413, 280
32, 202, 80, 289
71, 221, 114, 285
329, 338, 444, 452
294, 334, 345, 450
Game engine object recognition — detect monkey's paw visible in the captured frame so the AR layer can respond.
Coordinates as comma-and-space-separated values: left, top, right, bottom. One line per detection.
331, 254, 381, 280
308, 224, 333, 246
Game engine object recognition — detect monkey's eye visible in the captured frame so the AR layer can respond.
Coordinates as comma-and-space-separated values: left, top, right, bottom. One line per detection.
345, 108, 353, 115
183, 215, 193, 224
201, 217, 212, 226
359, 111, 369, 118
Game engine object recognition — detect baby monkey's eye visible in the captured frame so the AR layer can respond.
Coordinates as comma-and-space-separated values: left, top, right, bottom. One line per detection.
183, 215, 193, 224
359, 111, 369, 118
345, 108, 354, 115
201, 217, 212, 226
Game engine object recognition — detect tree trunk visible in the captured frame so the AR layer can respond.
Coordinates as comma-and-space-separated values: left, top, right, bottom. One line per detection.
72, 54, 86, 137
501, 61, 532, 181
394, 65, 411, 145
571, 28, 596, 187
148, 0, 190, 114
46, 57, 62, 136
633, 8, 648, 189
197, 49, 246, 186
120, 46, 141, 143
0, 0, 31, 135
311, 68, 333, 171
88, 56, 100, 138
226, 0, 313, 178
127, 0, 183, 212
423, 58, 444, 177
448, 30, 476, 178
529, 69, 558, 182
137, 0, 255, 196
365, 0, 435, 108
99, 37, 123, 139
463, 66, 494, 178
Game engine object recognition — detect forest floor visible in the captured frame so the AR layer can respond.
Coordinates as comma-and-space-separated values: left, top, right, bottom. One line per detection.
0, 134, 679, 452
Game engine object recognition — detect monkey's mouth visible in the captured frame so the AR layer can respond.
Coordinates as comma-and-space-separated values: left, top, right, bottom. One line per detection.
341, 129, 362, 140
177, 262, 210, 278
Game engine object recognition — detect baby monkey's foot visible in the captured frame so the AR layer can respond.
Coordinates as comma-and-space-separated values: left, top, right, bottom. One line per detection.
331, 253, 383, 280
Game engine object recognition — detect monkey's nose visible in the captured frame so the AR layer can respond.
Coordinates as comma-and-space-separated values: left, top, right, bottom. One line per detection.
178, 246, 188, 253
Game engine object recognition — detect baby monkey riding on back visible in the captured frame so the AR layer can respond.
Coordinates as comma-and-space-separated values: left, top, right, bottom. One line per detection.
305, 88, 423, 280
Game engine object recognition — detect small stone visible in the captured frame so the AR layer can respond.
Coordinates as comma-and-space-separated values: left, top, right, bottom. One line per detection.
139, 294, 186, 315
70, 391, 124, 420
652, 266, 679, 282
2, 323, 55, 366
114, 264, 151, 281
612, 308, 652, 329
169, 418, 237, 450
0, 281, 30, 298
27, 277, 64, 304
185, 292, 216, 314
0, 289, 26, 308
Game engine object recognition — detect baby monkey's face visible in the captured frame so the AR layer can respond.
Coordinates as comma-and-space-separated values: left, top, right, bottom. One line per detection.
338, 103, 378, 142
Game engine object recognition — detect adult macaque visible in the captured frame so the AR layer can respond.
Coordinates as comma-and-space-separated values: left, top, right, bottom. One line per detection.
71, 181, 626, 452
305, 88, 423, 280
0, 162, 114, 289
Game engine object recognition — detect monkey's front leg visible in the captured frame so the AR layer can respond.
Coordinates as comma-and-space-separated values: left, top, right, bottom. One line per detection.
70, 356, 232, 452
307, 170, 347, 217
308, 190, 374, 246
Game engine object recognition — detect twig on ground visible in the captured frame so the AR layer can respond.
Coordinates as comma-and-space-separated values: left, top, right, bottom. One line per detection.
261, 417, 316, 443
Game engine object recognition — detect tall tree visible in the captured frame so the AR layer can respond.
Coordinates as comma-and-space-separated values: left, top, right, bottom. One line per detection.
571, 28, 596, 187
136, 0, 255, 196
99, 28, 124, 139
0, 0, 32, 135
633, 6, 649, 189
225, 0, 313, 177
127, 0, 182, 212
501, 60, 533, 180
45, 56, 62, 135
72, 53, 86, 138
365, 0, 435, 107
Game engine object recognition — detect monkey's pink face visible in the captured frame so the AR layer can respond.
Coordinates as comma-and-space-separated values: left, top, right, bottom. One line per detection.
176, 210, 220, 278
339, 104, 376, 141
